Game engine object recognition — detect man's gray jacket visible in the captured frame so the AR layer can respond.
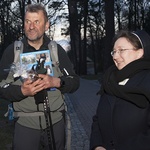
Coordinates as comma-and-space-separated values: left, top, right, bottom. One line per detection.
0, 35, 80, 129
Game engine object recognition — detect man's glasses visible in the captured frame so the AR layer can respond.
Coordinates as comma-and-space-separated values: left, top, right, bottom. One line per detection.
111, 48, 136, 56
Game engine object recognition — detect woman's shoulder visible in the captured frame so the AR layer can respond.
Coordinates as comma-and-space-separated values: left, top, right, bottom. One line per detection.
140, 69, 150, 76
134, 69, 150, 85
142, 70, 150, 81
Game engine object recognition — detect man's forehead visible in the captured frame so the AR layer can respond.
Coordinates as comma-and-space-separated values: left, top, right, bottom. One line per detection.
25, 11, 44, 19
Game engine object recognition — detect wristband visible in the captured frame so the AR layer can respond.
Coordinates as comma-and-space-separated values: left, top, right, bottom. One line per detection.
59, 77, 65, 87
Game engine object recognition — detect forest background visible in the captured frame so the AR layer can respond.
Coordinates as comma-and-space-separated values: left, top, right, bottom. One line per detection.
0, 0, 150, 75
0, 0, 150, 149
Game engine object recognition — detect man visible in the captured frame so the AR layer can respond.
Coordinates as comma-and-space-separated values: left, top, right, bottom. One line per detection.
0, 4, 79, 150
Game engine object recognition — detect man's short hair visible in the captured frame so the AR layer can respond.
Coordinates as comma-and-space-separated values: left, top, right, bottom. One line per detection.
25, 4, 48, 23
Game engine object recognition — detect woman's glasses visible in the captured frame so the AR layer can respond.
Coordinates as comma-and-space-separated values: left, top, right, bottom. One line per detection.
111, 48, 136, 56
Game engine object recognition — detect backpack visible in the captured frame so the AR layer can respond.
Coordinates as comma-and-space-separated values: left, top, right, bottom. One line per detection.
3, 40, 64, 117
4, 40, 71, 149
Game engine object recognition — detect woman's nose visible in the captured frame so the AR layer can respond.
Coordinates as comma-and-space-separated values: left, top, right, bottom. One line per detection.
113, 51, 121, 58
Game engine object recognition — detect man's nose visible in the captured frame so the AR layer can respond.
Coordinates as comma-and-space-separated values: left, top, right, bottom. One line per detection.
29, 22, 35, 29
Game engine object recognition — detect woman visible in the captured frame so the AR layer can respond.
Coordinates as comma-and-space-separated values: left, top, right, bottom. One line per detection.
90, 30, 150, 150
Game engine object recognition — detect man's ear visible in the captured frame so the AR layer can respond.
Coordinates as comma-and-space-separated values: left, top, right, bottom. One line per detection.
45, 21, 50, 31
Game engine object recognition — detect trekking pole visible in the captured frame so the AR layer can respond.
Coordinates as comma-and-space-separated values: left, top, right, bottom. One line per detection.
32, 57, 56, 150
43, 92, 56, 150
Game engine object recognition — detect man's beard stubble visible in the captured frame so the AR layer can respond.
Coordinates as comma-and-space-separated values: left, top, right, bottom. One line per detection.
25, 30, 44, 43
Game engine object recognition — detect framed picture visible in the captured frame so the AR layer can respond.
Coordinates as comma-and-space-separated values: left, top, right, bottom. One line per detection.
20, 50, 53, 76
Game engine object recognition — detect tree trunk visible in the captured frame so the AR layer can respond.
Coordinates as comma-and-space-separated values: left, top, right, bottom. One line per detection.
68, 0, 81, 74
103, 0, 115, 71
80, 0, 88, 75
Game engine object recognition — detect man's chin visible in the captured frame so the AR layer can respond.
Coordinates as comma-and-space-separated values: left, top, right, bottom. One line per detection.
27, 37, 41, 42
28, 38, 37, 42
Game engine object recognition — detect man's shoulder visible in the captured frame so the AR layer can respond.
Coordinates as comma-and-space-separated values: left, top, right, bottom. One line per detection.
3, 42, 14, 55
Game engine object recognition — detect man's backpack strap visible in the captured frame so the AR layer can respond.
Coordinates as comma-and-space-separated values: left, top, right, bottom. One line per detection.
13, 40, 23, 65
0, 41, 23, 86
48, 41, 62, 77
48, 41, 59, 67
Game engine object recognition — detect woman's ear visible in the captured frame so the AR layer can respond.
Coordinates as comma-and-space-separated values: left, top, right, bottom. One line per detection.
137, 48, 144, 58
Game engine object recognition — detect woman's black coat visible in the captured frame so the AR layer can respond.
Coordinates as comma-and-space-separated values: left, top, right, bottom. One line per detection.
90, 69, 150, 150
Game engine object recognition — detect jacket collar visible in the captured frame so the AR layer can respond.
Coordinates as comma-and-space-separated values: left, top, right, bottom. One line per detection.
22, 34, 50, 52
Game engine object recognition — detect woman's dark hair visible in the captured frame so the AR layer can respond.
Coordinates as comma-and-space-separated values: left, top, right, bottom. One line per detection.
112, 30, 143, 50
25, 4, 48, 23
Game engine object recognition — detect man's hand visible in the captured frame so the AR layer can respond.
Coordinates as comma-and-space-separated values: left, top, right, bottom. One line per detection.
38, 74, 61, 89
21, 78, 44, 96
